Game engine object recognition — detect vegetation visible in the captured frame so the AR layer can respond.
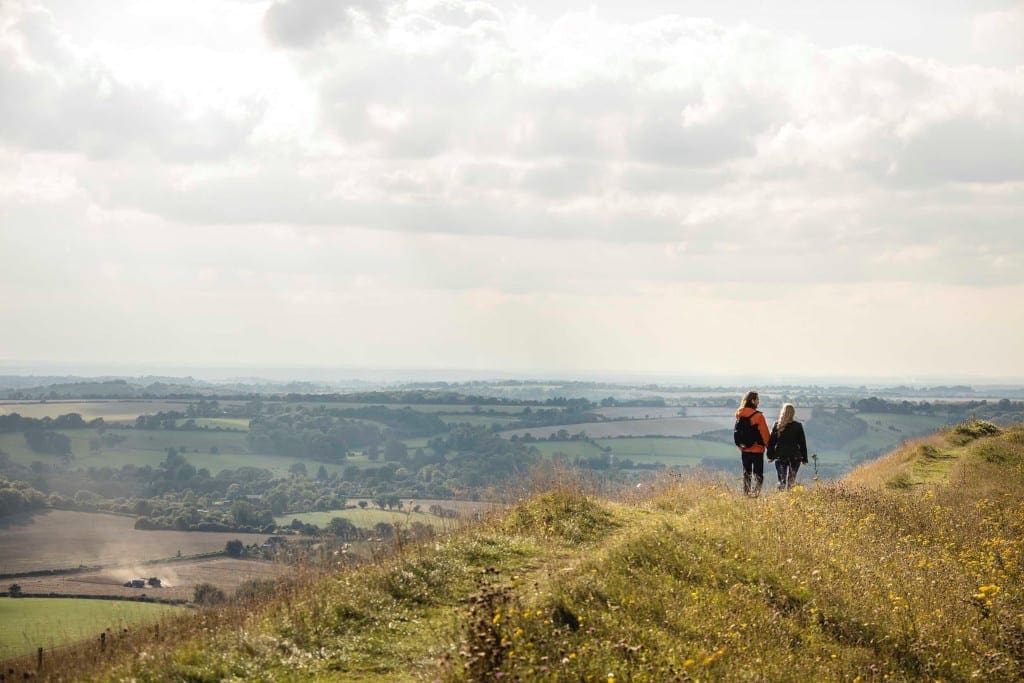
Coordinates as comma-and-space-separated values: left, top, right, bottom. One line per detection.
3, 420, 1018, 680
0, 598, 179, 661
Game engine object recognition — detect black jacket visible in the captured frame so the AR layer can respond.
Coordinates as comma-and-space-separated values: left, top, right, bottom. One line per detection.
766, 421, 808, 463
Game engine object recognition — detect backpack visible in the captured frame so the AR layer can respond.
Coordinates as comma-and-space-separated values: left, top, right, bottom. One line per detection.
734, 411, 763, 449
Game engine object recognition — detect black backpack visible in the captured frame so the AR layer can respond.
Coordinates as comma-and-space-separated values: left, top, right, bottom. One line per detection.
734, 411, 763, 449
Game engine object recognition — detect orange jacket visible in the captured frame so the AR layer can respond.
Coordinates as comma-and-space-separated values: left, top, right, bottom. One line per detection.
735, 407, 771, 454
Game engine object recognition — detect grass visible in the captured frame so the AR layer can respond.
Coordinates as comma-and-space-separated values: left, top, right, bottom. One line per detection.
0, 598, 180, 660
14, 421, 1024, 681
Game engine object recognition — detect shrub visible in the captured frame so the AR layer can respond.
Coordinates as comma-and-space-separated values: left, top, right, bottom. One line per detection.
193, 582, 226, 605
949, 418, 1001, 444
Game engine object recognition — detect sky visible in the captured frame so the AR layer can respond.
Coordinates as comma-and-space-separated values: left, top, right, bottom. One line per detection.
1, 0, 1023, 381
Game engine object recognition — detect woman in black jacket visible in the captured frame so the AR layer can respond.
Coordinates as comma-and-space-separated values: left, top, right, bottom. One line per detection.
766, 403, 808, 490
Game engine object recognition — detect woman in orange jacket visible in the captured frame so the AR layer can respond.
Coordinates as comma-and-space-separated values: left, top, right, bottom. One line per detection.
734, 391, 771, 497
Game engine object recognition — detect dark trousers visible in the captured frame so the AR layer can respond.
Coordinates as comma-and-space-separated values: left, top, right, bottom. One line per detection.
775, 459, 801, 490
741, 451, 764, 496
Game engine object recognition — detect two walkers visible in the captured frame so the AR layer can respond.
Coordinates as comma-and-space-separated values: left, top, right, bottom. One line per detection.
734, 391, 809, 496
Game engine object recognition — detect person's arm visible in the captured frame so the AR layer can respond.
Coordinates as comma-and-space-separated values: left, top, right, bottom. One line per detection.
766, 424, 778, 461
798, 423, 809, 463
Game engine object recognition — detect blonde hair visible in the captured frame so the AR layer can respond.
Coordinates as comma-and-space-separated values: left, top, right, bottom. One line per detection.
776, 403, 796, 432
740, 391, 759, 409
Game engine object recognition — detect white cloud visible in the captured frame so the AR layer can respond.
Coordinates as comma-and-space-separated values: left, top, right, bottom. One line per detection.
973, 3, 1024, 60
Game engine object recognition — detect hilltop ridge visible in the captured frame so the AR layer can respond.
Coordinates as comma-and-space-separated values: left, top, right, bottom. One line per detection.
14, 420, 1024, 681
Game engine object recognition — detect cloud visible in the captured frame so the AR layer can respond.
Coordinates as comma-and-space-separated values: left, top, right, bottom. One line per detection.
973, 3, 1024, 60
0, 1, 265, 160
263, 0, 389, 47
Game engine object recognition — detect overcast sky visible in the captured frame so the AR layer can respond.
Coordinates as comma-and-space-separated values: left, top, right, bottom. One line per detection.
1, 0, 1023, 381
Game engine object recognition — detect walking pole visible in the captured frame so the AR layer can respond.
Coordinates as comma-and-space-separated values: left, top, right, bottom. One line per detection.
812, 453, 819, 486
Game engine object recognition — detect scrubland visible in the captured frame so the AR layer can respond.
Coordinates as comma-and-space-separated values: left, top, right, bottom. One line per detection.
10, 420, 1022, 681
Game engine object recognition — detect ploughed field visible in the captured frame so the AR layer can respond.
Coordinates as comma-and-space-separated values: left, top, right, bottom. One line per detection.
10, 557, 287, 602
0, 510, 269, 574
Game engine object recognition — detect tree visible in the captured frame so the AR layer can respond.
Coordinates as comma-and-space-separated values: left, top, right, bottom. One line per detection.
225, 539, 244, 557
8, 583, 22, 597
384, 439, 408, 463
327, 516, 358, 539
289, 462, 308, 477
193, 582, 226, 605
231, 500, 259, 527
357, 500, 368, 509
316, 465, 328, 481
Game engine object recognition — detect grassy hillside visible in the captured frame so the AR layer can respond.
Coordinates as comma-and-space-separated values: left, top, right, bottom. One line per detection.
9, 420, 1023, 681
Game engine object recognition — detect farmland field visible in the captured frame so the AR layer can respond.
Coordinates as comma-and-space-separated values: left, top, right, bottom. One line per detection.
525, 438, 737, 467
291, 402, 527, 414
11, 557, 288, 603
0, 597, 180, 661
528, 441, 606, 459
0, 510, 269, 574
592, 407, 687, 420
0, 429, 350, 478
812, 412, 952, 467
0, 401, 203, 422
501, 416, 734, 440
277, 499, 496, 529
174, 417, 249, 430
439, 414, 519, 427
595, 437, 738, 466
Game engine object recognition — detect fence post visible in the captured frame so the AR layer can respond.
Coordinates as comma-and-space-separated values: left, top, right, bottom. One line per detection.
37, 647, 43, 670
100, 632, 106, 652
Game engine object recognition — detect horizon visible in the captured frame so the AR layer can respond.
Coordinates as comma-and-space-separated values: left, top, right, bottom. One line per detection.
1, 360, 1022, 389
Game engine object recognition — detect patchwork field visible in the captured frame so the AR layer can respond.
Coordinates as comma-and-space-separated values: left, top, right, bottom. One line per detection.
0, 597, 181, 661
501, 415, 734, 440
0, 510, 269, 574
0, 429, 350, 478
10, 557, 288, 603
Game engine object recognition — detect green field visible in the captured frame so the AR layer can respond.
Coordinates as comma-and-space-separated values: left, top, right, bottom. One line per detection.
290, 402, 527, 414
527, 438, 738, 467
528, 441, 606, 459
0, 430, 349, 478
596, 437, 738, 466
439, 414, 519, 427
814, 412, 952, 467
276, 508, 447, 530
174, 418, 249, 431
0, 597, 180, 660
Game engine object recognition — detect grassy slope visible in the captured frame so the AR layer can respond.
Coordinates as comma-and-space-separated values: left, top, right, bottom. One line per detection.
17, 422, 1024, 681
